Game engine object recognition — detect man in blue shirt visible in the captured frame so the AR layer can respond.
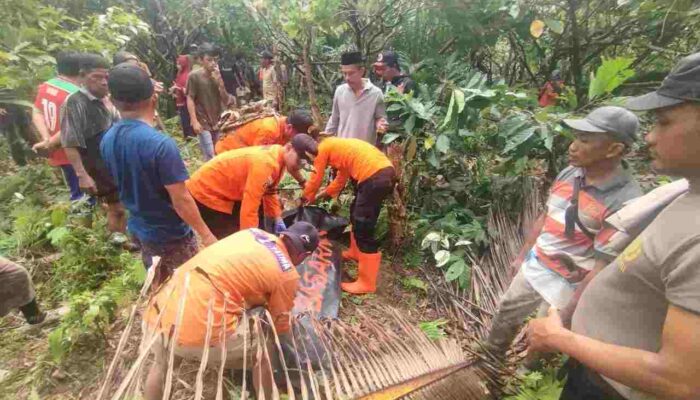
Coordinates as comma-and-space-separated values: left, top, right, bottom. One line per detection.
100, 64, 217, 285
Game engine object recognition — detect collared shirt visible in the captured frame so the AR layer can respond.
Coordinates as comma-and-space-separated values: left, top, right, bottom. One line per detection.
522, 165, 642, 307
100, 119, 191, 244
573, 179, 700, 399
60, 88, 119, 149
325, 79, 386, 144
144, 229, 299, 346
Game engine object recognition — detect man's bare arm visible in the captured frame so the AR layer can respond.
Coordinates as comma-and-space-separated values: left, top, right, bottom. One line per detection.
529, 306, 700, 400
31, 108, 50, 142
511, 212, 545, 267
164, 182, 217, 248
64, 147, 97, 194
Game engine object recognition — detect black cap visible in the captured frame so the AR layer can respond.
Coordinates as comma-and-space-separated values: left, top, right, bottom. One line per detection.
291, 134, 318, 162
282, 221, 319, 254
108, 64, 154, 103
626, 52, 700, 111
374, 51, 399, 69
341, 51, 364, 66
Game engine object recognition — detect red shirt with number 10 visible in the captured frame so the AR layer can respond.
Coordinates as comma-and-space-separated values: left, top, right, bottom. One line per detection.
33, 77, 81, 166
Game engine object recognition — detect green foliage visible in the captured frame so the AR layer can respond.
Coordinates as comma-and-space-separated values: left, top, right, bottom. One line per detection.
0, 0, 147, 100
505, 367, 566, 400
588, 57, 636, 100
420, 230, 477, 288
418, 319, 449, 340
48, 253, 144, 363
401, 276, 428, 293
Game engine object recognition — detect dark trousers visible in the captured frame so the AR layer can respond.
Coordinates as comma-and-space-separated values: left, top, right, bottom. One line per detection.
177, 106, 195, 138
195, 199, 267, 240
351, 167, 395, 253
560, 361, 626, 400
137, 232, 198, 286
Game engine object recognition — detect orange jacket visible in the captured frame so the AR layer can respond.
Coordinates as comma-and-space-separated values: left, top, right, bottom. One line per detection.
303, 137, 394, 202
143, 229, 299, 346
187, 145, 285, 229
215, 116, 287, 154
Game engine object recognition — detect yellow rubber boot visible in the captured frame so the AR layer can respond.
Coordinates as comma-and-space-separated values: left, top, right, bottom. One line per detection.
342, 232, 360, 262
341, 251, 381, 295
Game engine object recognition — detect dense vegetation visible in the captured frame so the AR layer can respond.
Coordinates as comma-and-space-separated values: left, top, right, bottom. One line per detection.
0, 0, 699, 398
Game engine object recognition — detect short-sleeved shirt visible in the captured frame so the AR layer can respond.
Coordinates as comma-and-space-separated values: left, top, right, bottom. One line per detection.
100, 119, 191, 244
324, 80, 386, 145
572, 185, 700, 400
60, 89, 119, 149
522, 166, 641, 307
143, 229, 299, 346
186, 69, 226, 132
33, 77, 80, 166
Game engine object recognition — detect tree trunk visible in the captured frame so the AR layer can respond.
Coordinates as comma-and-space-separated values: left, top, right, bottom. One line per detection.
567, 0, 585, 105
302, 33, 324, 127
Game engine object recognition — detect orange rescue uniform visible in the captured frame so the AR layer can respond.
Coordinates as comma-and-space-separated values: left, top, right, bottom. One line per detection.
186, 145, 285, 230
215, 116, 287, 154
143, 229, 299, 347
303, 137, 393, 203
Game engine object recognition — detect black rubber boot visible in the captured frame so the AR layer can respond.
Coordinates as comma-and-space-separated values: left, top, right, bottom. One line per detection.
19, 298, 46, 325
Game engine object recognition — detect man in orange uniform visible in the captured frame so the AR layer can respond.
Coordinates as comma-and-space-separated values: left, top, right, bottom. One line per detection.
214, 109, 315, 155
293, 134, 395, 295
143, 222, 320, 400
186, 143, 304, 239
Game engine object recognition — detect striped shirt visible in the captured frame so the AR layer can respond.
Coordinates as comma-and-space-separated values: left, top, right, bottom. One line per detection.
523, 166, 641, 307
535, 166, 642, 278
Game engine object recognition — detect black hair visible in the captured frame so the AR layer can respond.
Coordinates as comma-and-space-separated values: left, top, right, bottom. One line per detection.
287, 109, 315, 135
198, 43, 221, 58
261, 50, 273, 60
55, 51, 81, 77
112, 50, 138, 66
79, 54, 111, 74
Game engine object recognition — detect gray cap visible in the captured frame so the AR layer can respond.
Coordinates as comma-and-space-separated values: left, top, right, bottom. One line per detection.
281, 221, 319, 254
626, 52, 700, 111
563, 106, 639, 144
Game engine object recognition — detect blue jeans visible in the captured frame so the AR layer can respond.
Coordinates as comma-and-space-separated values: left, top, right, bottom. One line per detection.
60, 164, 84, 201
197, 130, 219, 161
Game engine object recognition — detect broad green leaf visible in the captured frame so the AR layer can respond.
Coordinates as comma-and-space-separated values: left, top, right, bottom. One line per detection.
421, 232, 441, 249
386, 103, 403, 112
440, 92, 456, 129
382, 133, 401, 144
588, 57, 635, 100
454, 88, 466, 113
540, 125, 554, 151
424, 135, 435, 149
445, 260, 466, 281
435, 250, 451, 267
436, 135, 450, 154
545, 19, 564, 34
402, 277, 428, 292
455, 239, 473, 247
503, 127, 537, 153
404, 115, 416, 133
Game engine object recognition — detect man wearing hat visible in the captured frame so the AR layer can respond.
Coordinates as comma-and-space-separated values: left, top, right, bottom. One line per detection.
373, 51, 415, 95
485, 106, 642, 366
528, 53, 700, 399
143, 221, 320, 400
325, 51, 387, 146
100, 64, 218, 285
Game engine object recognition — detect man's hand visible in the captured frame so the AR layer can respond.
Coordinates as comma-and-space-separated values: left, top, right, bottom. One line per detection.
376, 118, 388, 134
78, 174, 98, 195
199, 231, 218, 248
32, 140, 49, 153
527, 307, 568, 354
191, 119, 203, 135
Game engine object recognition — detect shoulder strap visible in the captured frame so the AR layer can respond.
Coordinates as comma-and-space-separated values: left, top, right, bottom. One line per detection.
570, 176, 596, 240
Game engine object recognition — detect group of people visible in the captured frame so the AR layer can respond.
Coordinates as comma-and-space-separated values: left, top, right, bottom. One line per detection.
1, 37, 697, 400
